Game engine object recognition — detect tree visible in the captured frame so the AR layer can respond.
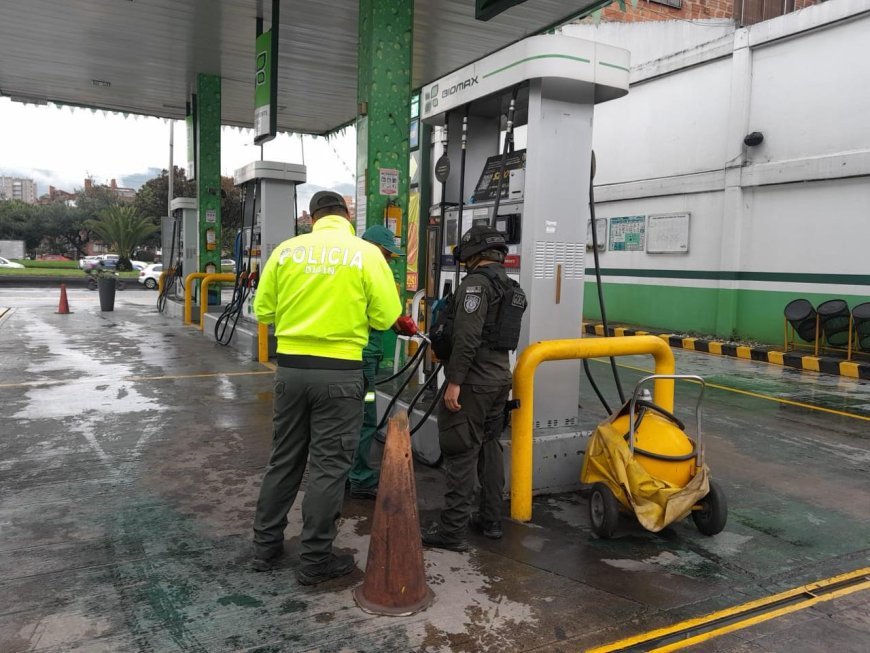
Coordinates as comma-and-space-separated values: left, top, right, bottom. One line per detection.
0, 201, 44, 256
87, 205, 158, 270
38, 203, 91, 259
133, 166, 196, 224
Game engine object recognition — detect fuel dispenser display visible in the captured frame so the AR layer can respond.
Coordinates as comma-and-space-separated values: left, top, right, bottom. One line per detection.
171, 197, 198, 296
388, 34, 631, 492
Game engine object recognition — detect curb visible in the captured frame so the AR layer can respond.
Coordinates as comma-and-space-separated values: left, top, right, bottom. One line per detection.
582, 323, 870, 381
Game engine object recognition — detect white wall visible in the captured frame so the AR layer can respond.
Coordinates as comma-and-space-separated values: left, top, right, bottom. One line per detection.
578, 0, 870, 280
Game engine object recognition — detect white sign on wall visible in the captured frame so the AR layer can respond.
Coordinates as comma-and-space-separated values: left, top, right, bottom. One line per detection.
647, 213, 690, 254
379, 168, 399, 196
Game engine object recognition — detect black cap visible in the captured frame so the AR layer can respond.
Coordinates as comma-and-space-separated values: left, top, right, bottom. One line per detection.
309, 191, 348, 215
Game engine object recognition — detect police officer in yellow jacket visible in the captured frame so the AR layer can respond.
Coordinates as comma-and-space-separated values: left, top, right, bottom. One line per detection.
251, 191, 402, 584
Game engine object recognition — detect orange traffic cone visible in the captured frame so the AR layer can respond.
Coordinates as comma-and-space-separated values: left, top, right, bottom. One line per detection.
55, 283, 71, 314
353, 410, 434, 616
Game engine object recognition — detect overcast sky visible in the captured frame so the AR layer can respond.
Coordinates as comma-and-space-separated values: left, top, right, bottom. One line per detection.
0, 97, 357, 206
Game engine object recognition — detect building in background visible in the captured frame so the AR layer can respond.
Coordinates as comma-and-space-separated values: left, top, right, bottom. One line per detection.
567, 1, 869, 345
0, 176, 37, 203
594, 0, 819, 26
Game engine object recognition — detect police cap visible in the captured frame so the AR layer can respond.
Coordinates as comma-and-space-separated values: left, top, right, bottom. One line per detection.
454, 225, 508, 262
309, 191, 348, 215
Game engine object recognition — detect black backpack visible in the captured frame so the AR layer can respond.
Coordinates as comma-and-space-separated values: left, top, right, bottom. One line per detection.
429, 267, 527, 361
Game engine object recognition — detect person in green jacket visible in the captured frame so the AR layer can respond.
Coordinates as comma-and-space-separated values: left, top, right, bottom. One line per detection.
348, 225, 404, 500
250, 192, 402, 585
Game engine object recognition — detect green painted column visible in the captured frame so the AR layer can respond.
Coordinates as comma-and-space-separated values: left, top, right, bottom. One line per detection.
357, 0, 413, 365
196, 73, 222, 304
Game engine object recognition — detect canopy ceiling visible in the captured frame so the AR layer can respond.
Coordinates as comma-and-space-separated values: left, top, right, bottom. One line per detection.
0, 0, 600, 134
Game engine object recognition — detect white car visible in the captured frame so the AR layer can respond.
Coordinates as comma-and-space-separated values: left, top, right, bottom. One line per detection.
0, 256, 25, 269
138, 263, 163, 290
130, 260, 148, 271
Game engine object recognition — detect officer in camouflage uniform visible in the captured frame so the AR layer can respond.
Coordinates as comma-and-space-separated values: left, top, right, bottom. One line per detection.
423, 225, 523, 551
348, 225, 404, 499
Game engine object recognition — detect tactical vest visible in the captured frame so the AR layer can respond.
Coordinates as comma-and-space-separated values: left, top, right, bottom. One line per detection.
429, 266, 527, 361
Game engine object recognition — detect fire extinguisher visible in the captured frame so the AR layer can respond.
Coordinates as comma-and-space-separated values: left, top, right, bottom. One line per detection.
206, 228, 216, 251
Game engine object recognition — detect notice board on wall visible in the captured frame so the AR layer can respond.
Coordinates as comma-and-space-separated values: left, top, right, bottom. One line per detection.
609, 216, 646, 251
647, 213, 690, 254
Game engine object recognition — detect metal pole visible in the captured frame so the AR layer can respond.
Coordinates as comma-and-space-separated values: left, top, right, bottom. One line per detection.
168, 120, 174, 216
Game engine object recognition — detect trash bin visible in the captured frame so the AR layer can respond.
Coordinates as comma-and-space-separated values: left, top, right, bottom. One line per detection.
783, 299, 817, 343
98, 276, 116, 312
817, 299, 850, 347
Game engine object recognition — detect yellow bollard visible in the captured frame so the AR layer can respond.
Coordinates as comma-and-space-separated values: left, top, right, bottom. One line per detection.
183, 272, 209, 325
510, 335, 676, 522
199, 273, 236, 331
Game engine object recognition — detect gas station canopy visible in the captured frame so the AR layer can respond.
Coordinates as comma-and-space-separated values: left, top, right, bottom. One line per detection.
0, 0, 601, 135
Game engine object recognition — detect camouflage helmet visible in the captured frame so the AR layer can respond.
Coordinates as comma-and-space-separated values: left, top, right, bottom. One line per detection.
453, 225, 508, 262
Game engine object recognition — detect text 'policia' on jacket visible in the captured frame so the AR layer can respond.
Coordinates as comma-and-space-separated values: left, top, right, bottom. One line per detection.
253, 215, 402, 361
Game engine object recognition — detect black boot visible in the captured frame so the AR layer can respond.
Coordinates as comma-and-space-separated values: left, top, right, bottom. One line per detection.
295, 554, 356, 586
421, 524, 469, 552
470, 513, 503, 540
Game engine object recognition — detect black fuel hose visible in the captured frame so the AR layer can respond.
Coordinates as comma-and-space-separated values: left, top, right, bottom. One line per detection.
157, 217, 181, 313
454, 108, 469, 292
583, 358, 612, 415
587, 150, 626, 407
410, 378, 446, 436
375, 339, 428, 386
489, 84, 521, 228
375, 345, 430, 432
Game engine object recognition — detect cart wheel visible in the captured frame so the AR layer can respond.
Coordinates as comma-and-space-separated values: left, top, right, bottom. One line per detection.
589, 482, 619, 539
692, 480, 727, 536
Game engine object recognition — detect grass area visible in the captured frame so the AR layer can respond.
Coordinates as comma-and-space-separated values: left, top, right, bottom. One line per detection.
18, 260, 80, 270
0, 266, 139, 279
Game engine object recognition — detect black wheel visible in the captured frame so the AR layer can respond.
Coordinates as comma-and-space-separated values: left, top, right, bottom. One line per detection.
144, 277, 157, 290
589, 482, 620, 539
692, 479, 728, 536
86, 278, 97, 291
116, 280, 126, 291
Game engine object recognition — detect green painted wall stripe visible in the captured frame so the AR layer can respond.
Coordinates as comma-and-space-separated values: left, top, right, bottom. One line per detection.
483, 54, 590, 79
583, 282, 869, 345
599, 61, 630, 72
593, 268, 870, 285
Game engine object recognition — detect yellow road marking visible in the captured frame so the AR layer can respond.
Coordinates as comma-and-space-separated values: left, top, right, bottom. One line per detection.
0, 369, 273, 389
589, 358, 870, 423
708, 342, 723, 355
768, 351, 784, 365
736, 345, 752, 360
260, 361, 277, 371
840, 361, 860, 378
614, 327, 626, 337
594, 324, 605, 336
682, 338, 696, 351
587, 567, 870, 653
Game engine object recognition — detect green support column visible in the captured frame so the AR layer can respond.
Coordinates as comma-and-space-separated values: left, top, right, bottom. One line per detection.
196, 73, 222, 305
357, 0, 413, 366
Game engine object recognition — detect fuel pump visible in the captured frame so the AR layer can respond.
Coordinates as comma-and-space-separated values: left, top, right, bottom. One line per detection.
202, 160, 305, 358
172, 197, 198, 295
378, 34, 630, 492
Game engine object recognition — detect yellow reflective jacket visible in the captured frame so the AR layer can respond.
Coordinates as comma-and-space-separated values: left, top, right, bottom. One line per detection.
254, 215, 402, 360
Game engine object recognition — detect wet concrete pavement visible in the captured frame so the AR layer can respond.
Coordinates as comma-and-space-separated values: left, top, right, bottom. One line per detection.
1, 287, 868, 652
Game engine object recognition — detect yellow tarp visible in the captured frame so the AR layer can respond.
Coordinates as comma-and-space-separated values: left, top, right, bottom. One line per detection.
581, 409, 709, 533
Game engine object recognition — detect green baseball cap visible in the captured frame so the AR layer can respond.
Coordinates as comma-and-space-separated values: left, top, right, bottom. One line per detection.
362, 224, 404, 256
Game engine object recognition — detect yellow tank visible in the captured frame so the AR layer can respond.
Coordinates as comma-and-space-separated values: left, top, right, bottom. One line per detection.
610, 409, 697, 487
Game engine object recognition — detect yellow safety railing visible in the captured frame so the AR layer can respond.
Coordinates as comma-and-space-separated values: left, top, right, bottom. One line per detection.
199, 273, 237, 330
511, 335, 676, 522
183, 272, 210, 325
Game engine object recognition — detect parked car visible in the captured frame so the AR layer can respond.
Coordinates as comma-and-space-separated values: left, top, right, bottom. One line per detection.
221, 258, 236, 273
79, 254, 119, 270
138, 263, 163, 289
0, 256, 25, 269
130, 260, 148, 271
